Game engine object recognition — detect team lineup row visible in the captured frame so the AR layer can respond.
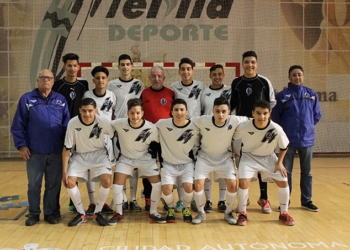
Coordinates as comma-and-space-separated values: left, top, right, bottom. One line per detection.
10, 51, 321, 228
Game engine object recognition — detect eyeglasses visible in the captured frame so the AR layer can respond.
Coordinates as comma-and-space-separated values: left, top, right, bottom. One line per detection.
38, 76, 54, 81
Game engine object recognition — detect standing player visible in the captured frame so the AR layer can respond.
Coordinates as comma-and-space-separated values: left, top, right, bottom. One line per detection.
234, 100, 294, 226
107, 54, 146, 212
157, 99, 200, 223
82, 66, 116, 215
230, 51, 276, 213
192, 97, 248, 225
201, 64, 231, 213
53, 53, 89, 213
171, 57, 205, 211
108, 99, 165, 225
62, 98, 115, 227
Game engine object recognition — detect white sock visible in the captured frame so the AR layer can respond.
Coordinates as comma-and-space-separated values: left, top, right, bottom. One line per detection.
130, 169, 138, 201
238, 188, 249, 213
225, 191, 237, 214
162, 192, 175, 208
123, 183, 128, 202
94, 186, 110, 213
183, 191, 193, 208
219, 182, 227, 201
150, 182, 162, 214
278, 186, 290, 213
67, 186, 85, 215
86, 180, 96, 204
113, 184, 124, 215
194, 190, 204, 213
177, 177, 184, 201
204, 181, 212, 201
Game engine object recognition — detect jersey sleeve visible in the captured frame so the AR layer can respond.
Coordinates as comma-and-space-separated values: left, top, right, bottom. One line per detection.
193, 126, 201, 147
149, 125, 159, 144
102, 119, 115, 138
267, 79, 276, 109
270, 93, 283, 124
233, 123, 243, 140
230, 80, 238, 114
64, 120, 75, 150
277, 128, 289, 150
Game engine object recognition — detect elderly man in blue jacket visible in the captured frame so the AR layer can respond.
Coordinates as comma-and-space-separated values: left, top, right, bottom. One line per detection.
272, 65, 322, 212
11, 69, 70, 226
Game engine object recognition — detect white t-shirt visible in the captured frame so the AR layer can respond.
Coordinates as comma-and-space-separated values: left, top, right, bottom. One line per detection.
83, 89, 116, 121
201, 85, 231, 115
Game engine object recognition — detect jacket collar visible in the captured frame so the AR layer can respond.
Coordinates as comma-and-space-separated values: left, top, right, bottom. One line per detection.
288, 82, 303, 91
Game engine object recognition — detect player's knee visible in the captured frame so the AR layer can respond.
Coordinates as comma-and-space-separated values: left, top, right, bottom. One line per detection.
101, 178, 111, 188
226, 182, 237, 192
194, 182, 203, 192
162, 186, 172, 195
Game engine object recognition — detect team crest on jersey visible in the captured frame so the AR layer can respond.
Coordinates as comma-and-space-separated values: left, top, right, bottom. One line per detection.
227, 125, 232, 130
117, 85, 122, 88
123, 128, 129, 132
261, 129, 277, 143
177, 88, 183, 91
166, 127, 173, 131
205, 128, 210, 131
176, 129, 194, 144
221, 89, 231, 100
305, 93, 310, 98
206, 93, 211, 96
286, 94, 291, 98
75, 128, 81, 131
135, 128, 152, 142
129, 81, 142, 95
56, 100, 62, 105
89, 123, 102, 139
189, 86, 202, 99
246, 87, 252, 96
248, 132, 254, 135
160, 98, 167, 106
101, 97, 113, 111
30, 99, 37, 103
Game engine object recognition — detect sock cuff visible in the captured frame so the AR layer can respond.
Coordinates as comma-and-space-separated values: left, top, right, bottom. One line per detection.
151, 182, 162, 189
278, 186, 289, 191
194, 190, 203, 195
226, 190, 237, 196
113, 184, 124, 193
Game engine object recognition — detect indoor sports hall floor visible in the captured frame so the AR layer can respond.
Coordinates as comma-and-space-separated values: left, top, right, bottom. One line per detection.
0, 157, 349, 250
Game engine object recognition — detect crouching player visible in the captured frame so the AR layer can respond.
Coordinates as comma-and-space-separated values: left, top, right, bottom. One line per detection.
234, 100, 295, 226
192, 97, 248, 225
62, 98, 115, 227
108, 98, 165, 225
156, 99, 200, 223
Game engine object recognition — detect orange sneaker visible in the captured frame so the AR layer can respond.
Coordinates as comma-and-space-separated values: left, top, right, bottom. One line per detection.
279, 211, 295, 226
237, 212, 247, 226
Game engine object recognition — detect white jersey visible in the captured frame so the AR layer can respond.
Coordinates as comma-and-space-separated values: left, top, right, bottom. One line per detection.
107, 78, 145, 118
83, 89, 117, 121
233, 119, 289, 156
111, 118, 158, 159
171, 80, 205, 118
64, 115, 115, 153
201, 85, 231, 115
156, 118, 200, 164
193, 115, 248, 159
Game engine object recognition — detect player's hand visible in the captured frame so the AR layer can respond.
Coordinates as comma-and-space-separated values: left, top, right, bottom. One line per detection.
19, 146, 30, 160
274, 162, 287, 178
62, 172, 69, 188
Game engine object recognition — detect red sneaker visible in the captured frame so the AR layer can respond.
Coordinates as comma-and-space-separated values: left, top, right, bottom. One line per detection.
108, 213, 124, 226
257, 198, 272, 214
237, 212, 247, 226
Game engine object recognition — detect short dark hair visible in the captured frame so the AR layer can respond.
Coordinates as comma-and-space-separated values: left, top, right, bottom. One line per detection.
171, 98, 187, 111
119, 54, 132, 64
252, 99, 270, 111
127, 98, 143, 111
91, 66, 109, 77
213, 96, 229, 107
242, 51, 257, 61
62, 53, 79, 64
288, 65, 304, 75
179, 57, 194, 69
209, 64, 224, 73
81, 98, 96, 108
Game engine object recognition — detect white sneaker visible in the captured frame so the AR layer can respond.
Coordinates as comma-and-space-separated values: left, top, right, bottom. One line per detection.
192, 211, 206, 224
257, 198, 272, 214
224, 212, 237, 225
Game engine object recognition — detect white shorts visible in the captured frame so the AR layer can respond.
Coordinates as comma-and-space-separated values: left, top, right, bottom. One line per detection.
115, 155, 159, 178
238, 153, 287, 182
105, 134, 115, 167
161, 161, 194, 187
68, 149, 112, 182
194, 155, 236, 183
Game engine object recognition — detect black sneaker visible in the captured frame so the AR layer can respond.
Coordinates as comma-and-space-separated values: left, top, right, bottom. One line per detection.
166, 208, 176, 223
182, 207, 192, 222
108, 213, 124, 226
68, 213, 88, 227
204, 200, 212, 213
102, 203, 114, 214
148, 212, 166, 223
44, 214, 59, 224
93, 212, 108, 226
301, 201, 319, 212
160, 198, 169, 211
217, 200, 226, 213
25, 214, 39, 226
86, 203, 96, 216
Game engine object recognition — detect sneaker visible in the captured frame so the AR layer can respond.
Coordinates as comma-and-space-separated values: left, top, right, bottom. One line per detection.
192, 211, 206, 225
93, 212, 108, 226
237, 212, 247, 226
130, 200, 142, 212
108, 213, 124, 226
148, 212, 166, 224
102, 203, 114, 214
160, 198, 169, 211
145, 198, 150, 211
224, 212, 237, 225
182, 207, 192, 222
204, 200, 212, 213
217, 200, 226, 213
25, 214, 39, 226
257, 198, 272, 214
301, 201, 319, 212
68, 213, 88, 227
122, 201, 128, 210
175, 200, 183, 212
190, 200, 198, 212
86, 203, 96, 216
166, 208, 176, 223
279, 211, 295, 226
68, 204, 77, 213
44, 214, 59, 224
